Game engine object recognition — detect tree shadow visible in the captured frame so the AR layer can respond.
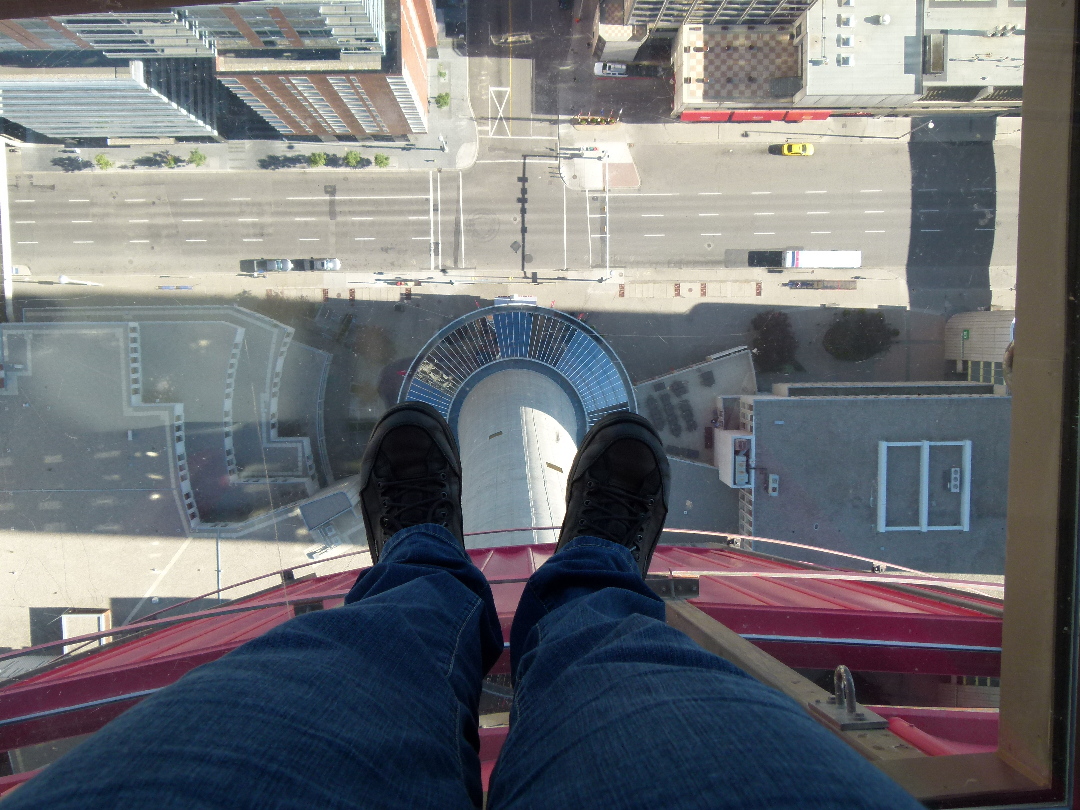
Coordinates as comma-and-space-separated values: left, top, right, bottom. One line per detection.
50, 156, 92, 172
257, 154, 309, 170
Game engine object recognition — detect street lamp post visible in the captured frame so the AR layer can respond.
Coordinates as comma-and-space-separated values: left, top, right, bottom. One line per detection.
904, 119, 935, 139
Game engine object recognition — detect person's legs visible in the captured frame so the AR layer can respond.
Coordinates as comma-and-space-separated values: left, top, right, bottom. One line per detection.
488, 413, 921, 810
6, 403, 502, 810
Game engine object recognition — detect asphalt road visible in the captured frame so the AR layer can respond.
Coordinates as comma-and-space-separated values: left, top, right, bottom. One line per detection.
7, 136, 1016, 286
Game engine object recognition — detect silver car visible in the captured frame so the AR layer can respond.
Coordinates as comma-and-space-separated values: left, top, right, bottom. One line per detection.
292, 258, 342, 271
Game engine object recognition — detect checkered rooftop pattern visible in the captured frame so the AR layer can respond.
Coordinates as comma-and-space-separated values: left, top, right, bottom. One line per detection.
600, 0, 625, 26
699, 28, 799, 101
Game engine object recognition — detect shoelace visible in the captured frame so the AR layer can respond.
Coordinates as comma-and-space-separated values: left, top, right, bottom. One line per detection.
575, 478, 654, 560
377, 471, 453, 534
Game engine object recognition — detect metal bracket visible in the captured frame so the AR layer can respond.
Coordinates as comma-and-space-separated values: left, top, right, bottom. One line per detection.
805, 665, 889, 731
645, 575, 700, 600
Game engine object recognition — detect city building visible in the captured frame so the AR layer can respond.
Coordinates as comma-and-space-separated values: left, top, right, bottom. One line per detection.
622, 0, 813, 30
0, 0, 437, 140
944, 310, 1015, 384
672, 0, 1025, 116
399, 304, 637, 545
0, 57, 218, 139
716, 382, 1011, 574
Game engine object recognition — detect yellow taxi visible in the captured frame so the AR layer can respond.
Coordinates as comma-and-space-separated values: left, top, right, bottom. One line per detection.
781, 142, 815, 156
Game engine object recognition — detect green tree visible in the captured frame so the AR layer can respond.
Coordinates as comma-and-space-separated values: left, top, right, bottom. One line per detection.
823, 310, 900, 362
435, 92, 451, 109
749, 310, 800, 373
308, 151, 328, 168
188, 148, 207, 167
93, 153, 114, 170
344, 150, 362, 168
373, 153, 390, 168
163, 152, 179, 169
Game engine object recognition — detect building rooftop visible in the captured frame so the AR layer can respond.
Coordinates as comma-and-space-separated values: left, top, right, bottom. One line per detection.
924, 1, 1025, 88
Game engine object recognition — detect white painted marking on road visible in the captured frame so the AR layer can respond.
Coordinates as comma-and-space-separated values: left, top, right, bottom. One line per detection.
185, 239, 207, 242
286, 195, 427, 200
73, 240, 94, 244
70, 220, 92, 223
753, 232, 776, 235
865, 230, 886, 233
751, 191, 772, 195
242, 238, 263, 242
238, 218, 259, 222
805, 190, 827, 194
298, 238, 320, 241
408, 216, 427, 220
354, 237, 375, 241
807, 211, 830, 215
410, 236, 428, 240
920, 229, 942, 232
753, 212, 775, 216
698, 213, 720, 217
129, 239, 150, 243
231, 197, 251, 201
864, 210, 885, 214
608, 193, 679, 197
351, 217, 373, 221
68, 199, 90, 203
181, 219, 203, 222
700, 233, 722, 236
474, 159, 559, 164
975, 228, 995, 231
14, 220, 34, 224
14, 199, 34, 203
124, 199, 145, 202
181, 198, 204, 202
643, 234, 665, 237
641, 214, 664, 217
860, 189, 882, 193
810, 231, 832, 234
919, 209, 939, 213
16, 241, 37, 244
128, 219, 149, 223
698, 192, 723, 196
294, 217, 317, 221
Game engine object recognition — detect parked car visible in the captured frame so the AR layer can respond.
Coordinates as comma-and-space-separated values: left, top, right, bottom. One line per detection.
780, 142, 815, 156
292, 258, 342, 271
240, 259, 292, 273
594, 62, 628, 77
490, 32, 533, 46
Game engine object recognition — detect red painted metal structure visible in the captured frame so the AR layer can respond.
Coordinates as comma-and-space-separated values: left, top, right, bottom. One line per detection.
0, 542, 1002, 795
680, 110, 833, 123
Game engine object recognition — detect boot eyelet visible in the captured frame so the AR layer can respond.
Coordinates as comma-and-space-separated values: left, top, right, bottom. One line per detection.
584, 499, 590, 506
578, 519, 586, 526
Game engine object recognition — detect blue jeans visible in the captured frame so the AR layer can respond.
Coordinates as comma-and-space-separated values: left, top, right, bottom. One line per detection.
4, 526, 920, 809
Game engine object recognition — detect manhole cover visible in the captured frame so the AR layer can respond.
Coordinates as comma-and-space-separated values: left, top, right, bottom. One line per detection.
524, 254, 534, 263
705, 242, 713, 250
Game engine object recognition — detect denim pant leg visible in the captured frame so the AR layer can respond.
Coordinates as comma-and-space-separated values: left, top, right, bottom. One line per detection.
487, 536, 921, 810
5, 524, 503, 810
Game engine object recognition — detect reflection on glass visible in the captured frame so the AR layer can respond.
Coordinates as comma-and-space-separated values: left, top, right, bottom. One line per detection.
0, 0, 1022, 801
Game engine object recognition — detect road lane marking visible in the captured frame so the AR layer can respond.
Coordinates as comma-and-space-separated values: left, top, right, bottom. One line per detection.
71, 220, 92, 223
698, 213, 719, 217
864, 210, 884, 214
810, 231, 832, 234
231, 197, 251, 201
73, 240, 94, 244
354, 237, 375, 241
753, 232, 775, 235
608, 193, 679, 197
286, 195, 427, 200
975, 228, 995, 231
294, 217, 317, 221
408, 216, 427, 220
124, 198, 145, 202
185, 239, 207, 242
643, 234, 665, 237
16, 241, 37, 244
751, 191, 772, 195
129, 239, 150, 243
410, 236, 428, 240
807, 211, 830, 215
238, 218, 259, 222
919, 209, 939, 213
920, 229, 942, 232
700, 232, 722, 236
14, 220, 34, 224
242, 238, 263, 242
68, 199, 90, 202
698, 192, 723, 196
641, 214, 664, 217
181, 219, 203, 222
805, 190, 827, 194
129, 219, 149, 223
298, 238, 320, 241
860, 189, 882, 193
181, 198, 203, 201
865, 230, 886, 233
351, 217, 373, 221
753, 212, 775, 216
